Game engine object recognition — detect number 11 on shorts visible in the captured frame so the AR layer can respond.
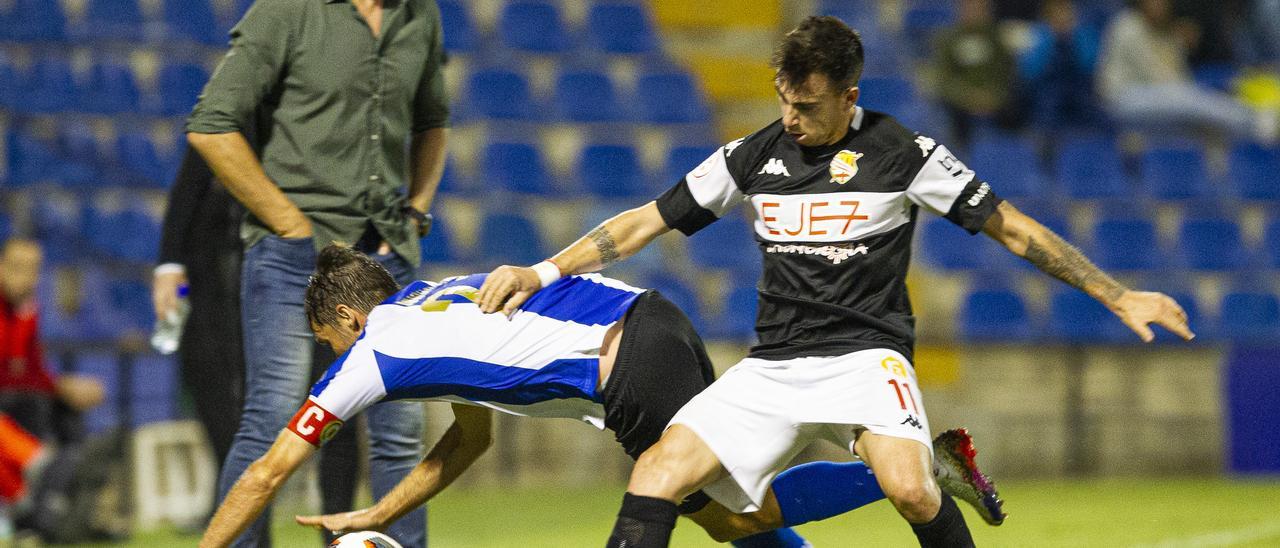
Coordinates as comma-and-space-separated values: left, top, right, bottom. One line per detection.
887, 379, 919, 414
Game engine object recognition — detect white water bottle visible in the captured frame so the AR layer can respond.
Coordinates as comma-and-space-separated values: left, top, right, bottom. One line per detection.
150, 284, 190, 355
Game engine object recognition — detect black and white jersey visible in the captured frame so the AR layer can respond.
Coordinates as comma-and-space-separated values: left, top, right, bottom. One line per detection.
656, 107, 1002, 361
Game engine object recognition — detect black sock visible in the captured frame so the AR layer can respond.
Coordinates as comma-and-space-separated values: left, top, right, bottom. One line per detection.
910, 493, 974, 548
606, 492, 680, 548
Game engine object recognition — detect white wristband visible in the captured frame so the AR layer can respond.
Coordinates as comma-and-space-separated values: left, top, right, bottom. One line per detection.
531, 261, 562, 289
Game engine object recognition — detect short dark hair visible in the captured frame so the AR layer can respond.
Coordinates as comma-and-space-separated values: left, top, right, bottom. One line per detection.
771, 16, 864, 93
304, 244, 400, 328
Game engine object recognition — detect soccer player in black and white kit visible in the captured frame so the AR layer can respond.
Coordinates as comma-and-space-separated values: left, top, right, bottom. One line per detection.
478, 16, 1194, 548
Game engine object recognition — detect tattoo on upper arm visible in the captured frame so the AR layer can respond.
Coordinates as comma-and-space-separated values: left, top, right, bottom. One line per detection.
1024, 231, 1126, 304
588, 226, 620, 267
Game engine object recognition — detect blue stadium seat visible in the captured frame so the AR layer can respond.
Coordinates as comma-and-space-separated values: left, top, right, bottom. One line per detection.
960, 286, 1034, 342
106, 275, 153, 331
1218, 291, 1280, 343
1228, 143, 1280, 201
918, 217, 1011, 271
235, 0, 255, 20
435, 158, 467, 195
712, 285, 759, 341
35, 267, 85, 340
498, 1, 568, 53
156, 62, 210, 116
1178, 217, 1247, 271
81, 0, 145, 40
131, 355, 180, 425
23, 58, 78, 113
85, 62, 141, 114
163, 0, 224, 45
0, 53, 20, 109
1090, 218, 1162, 271
579, 144, 645, 198
3, 0, 67, 41
116, 132, 173, 187
664, 144, 718, 184
1265, 218, 1280, 268
1054, 134, 1128, 199
6, 129, 58, 185
482, 141, 553, 195
1048, 289, 1131, 343
586, 2, 657, 54
477, 212, 546, 265
968, 132, 1044, 198
858, 76, 914, 114
52, 123, 100, 188
635, 70, 712, 124
466, 68, 536, 120
85, 204, 160, 262
437, 0, 477, 53
76, 351, 121, 433
554, 68, 624, 122
1140, 144, 1211, 200
420, 214, 456, 263
687, 211, 758, 273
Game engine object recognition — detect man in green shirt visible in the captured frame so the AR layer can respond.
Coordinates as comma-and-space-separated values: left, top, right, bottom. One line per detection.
186, 0, 448, 546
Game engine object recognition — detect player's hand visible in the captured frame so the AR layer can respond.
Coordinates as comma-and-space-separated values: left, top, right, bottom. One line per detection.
1110, 290, 1195, 343
152, 270, 189, 321
295, 508, 383, 535
476, 265, 542, 316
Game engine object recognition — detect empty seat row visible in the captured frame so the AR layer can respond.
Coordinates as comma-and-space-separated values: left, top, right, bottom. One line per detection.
0, 55, 208, 116
460, 65, 711, 124
961, 284, 1280, 344
440, 0, 660, 55
919, 213, 1280, 272
0, 0, 247, 45
5, 127, 180, 189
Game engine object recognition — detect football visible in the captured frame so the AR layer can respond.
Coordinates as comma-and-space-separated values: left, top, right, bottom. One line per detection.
327, 531, 404, 548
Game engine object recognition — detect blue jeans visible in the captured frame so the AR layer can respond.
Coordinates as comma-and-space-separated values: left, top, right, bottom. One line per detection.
218, 235, 426, 547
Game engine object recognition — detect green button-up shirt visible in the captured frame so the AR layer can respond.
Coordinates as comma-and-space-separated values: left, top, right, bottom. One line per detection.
186, 0, 449, 266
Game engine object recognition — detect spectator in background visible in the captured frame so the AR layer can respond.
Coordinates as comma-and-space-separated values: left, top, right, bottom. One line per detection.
1097, 0, 1279, 141
934, 0, 1023, 149
185, 0, 450, 545
0, 238, 104, 445
1019, 0, 1103, 130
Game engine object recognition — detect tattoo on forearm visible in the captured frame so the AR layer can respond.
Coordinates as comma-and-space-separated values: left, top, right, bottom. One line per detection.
1024, 231, 1126, 304
588, 226, 620, 267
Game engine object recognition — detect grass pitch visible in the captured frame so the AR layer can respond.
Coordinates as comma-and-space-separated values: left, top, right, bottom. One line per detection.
83, 477, 1280, 547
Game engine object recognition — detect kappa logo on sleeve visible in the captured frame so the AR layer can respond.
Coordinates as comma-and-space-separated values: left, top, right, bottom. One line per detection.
915, 135, 936, 157
287, 399, 344, 447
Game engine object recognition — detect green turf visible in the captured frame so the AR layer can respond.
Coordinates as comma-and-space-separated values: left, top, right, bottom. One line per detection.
77, 478, 1280, 547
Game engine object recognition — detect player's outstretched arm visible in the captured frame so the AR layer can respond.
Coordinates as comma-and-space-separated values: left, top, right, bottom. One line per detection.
476, 201, 672, 315
295, 404, 494, 535
200, 431, 317, 548
982, 201, 1194, 342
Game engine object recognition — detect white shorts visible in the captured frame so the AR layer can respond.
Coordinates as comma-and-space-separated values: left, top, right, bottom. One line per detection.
668, 348, 931, 513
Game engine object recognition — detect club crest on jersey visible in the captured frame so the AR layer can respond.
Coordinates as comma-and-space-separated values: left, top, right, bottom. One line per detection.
829, 150, 863, 185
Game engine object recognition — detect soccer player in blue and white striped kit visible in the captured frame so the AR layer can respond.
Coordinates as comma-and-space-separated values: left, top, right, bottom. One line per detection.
200, 245, 995, 548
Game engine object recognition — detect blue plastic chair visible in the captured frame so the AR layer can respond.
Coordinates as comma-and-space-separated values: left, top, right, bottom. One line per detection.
1048, 289, 1131, 343
477, 212, 546, 265
498, 1, 568, 53
687, 211, 757, 272
1219, 291, 1280, 343
968, 132, 1044, 199
466, 68, 536, 120
116, 132, 173, 188
1090, 218, 1162, 271
419, 214, 456, 263
157, 62, 210, 116
6, 129, 58, 185
163, 0, 223, 45
640, 272, 705, 333
23, 58, 78, 113
5, 0, 66, 41
586, 2, 657, 54
635, 70, 711, 124
131, 355, 180, 425
482, 141, 553, 195
902, 4, 955, 56
1265, 218, 1280, 268
713, 285, 759, 341
81, 0, 145, 40
1054, 134, 1128, 199
1178, 217, 1246, 271
579, 144, 645, 198
960, 286, 1035, 342
1228, 142, 1280, 201
858, 76, 914, 114
664, 144, 718, 184
918, 217, 1011, 271
437, 0, 477, 53
85, 62, 141, 114
1140, 144, 1211, 200
554, 68, 623, 122
0, 53, 21, 109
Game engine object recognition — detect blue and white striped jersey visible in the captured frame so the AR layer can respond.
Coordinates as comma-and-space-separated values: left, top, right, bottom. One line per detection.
306, 273, 644, 431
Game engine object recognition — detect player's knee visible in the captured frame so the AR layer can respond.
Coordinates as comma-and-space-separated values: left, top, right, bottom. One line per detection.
631, 446, 686, 496
881, 480, 940, 523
